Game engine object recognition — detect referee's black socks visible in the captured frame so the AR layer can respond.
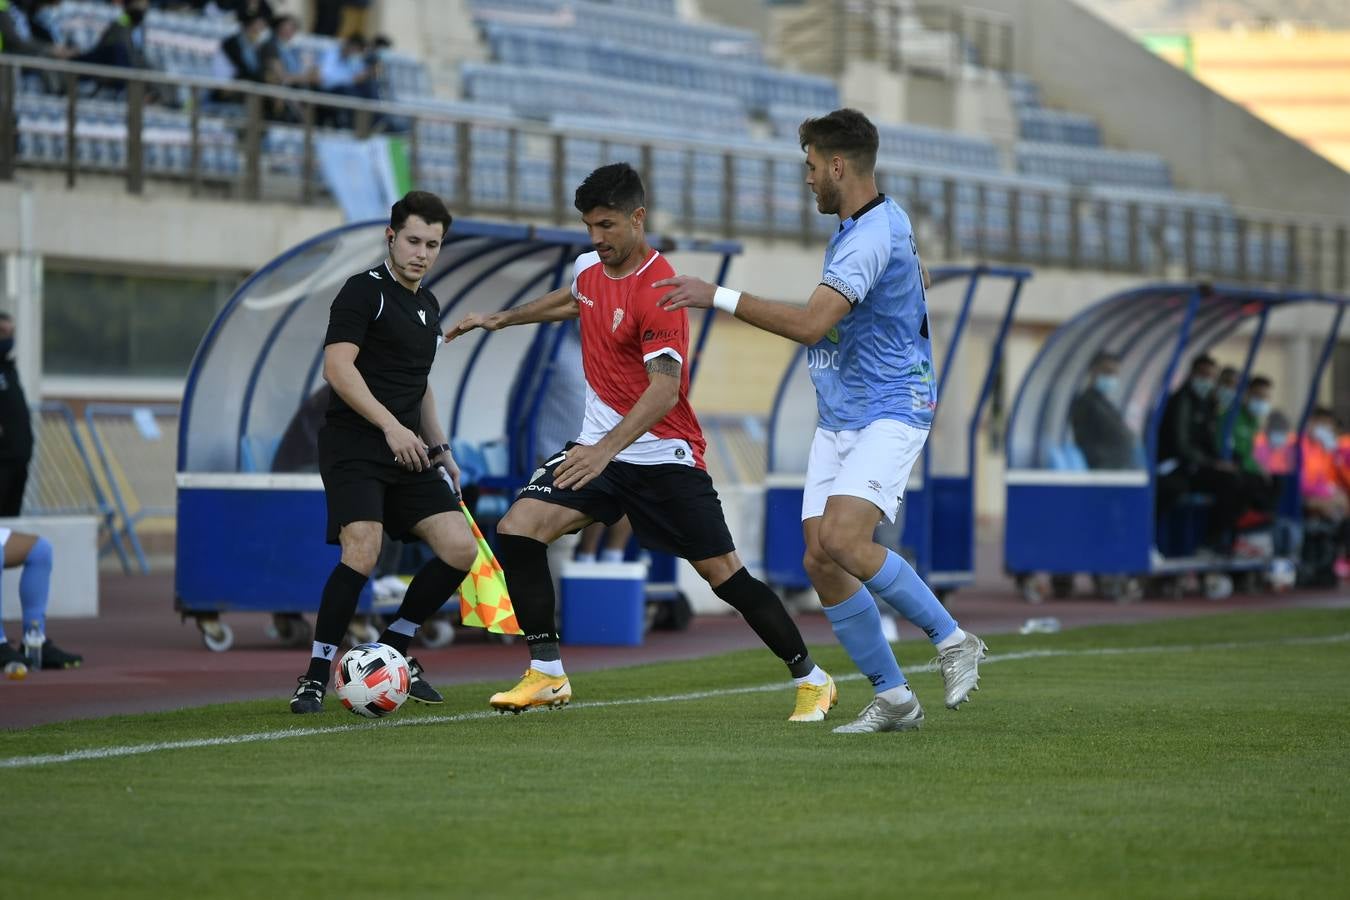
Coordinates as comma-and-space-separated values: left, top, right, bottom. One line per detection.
307, 562, 369, 683
494, 534, 562, 661
714, 567, 816, 679
377, 557, 470, 655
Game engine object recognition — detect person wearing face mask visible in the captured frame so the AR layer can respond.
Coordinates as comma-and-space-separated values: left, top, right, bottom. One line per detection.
1298, 408, 1349, 584
83, 0, 150, 70
0, 313, 33, 518
1229, 375, 1280, 516
1156, 353, 1243, 555
1069, 351, 1137, 470
1253, 410, 1295, 476
1301, 408, 1349, 520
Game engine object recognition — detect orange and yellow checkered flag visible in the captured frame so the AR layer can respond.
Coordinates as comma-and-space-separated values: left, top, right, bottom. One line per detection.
457, 499, 522, 635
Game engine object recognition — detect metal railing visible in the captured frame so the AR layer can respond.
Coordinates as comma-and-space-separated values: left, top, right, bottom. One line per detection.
1, 53, 1346, 291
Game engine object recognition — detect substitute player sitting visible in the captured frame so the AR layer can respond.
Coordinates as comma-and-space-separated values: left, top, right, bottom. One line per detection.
446, 163, 836, 722
656, 109, 987, 733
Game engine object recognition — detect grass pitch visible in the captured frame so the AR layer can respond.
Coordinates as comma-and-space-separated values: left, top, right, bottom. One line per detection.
3, 608, 1348, 899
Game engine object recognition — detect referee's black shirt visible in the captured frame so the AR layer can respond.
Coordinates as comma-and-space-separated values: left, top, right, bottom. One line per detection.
323, 261, 443, 443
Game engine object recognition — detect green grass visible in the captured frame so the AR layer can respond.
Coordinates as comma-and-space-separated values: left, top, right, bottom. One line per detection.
4, 609, 1349, 900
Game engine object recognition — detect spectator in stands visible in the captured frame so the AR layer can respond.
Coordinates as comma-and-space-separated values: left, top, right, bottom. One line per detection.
0, 526, 83, 677
0, 0, 73, 58
220, 12, 269, 83
319, 33, 377, 98
0, 313, 33, 518
85, 0, 151, 70
318, 33, 378, 127
1156, 354, 1243, 555
262, 14, 317, 89
1068, 351, 1136, 469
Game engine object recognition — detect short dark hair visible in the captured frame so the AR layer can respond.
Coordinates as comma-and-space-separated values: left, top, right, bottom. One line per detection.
798, 108, 879, 172
1310, 405, 1335, 421
1248, 375, 1272, 392
1190, 354, 1217, 373
390, 191, 452, 235
574, 163, 645, 215
344, 34, 367, 49
272, 14, 298, 30
1090, 351, 1120, 370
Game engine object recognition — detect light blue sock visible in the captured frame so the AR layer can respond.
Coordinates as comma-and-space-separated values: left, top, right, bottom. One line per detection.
823, 586, 906, 694
19, 537, 53, 636
864, 549, 958, 645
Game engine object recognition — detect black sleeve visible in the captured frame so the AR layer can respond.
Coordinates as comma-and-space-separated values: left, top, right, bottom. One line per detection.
424, 288, 442, 318
324, 277, 376, 348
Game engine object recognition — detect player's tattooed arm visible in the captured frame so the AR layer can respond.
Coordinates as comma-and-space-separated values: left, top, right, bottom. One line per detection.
555, 353, 681, 491
645, 354, 682, 380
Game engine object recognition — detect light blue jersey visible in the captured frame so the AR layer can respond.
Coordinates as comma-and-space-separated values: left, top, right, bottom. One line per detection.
807, 195, 936, 432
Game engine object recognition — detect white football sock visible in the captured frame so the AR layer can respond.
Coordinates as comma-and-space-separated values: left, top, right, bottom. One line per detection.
793, 665, 830, 687
878, 684, 915, 705
531, 658, 566, 677
937, 627, 967, 651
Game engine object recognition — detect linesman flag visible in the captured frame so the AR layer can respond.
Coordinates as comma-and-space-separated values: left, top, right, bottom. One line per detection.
457, 499, 522, 635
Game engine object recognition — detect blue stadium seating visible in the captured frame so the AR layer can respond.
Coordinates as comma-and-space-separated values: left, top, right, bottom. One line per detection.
1016, 141, 1172, 189
462, 62, 751, 135
468, 0, 761, 62
478, 23, 838, 115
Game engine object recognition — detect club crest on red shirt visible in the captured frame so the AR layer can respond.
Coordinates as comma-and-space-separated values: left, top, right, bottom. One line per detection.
612, 309, 625, 333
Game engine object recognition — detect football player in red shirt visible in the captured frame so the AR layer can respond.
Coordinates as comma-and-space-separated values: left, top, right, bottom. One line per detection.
447, 164, 835, 722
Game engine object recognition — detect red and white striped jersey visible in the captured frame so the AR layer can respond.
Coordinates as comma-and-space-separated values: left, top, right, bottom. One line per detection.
570, 248, 706, 468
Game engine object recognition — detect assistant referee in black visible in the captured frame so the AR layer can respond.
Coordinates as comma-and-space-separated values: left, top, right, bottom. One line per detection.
291, 191, 479, 714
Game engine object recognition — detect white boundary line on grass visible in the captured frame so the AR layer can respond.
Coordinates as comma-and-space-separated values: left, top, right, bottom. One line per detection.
3, 632, 1347, 770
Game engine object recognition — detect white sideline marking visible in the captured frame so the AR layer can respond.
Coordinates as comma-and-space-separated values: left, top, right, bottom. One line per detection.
3, 632, 1347, 770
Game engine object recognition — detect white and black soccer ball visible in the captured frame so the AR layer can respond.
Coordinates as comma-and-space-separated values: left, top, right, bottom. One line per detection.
334, 642, 411, 718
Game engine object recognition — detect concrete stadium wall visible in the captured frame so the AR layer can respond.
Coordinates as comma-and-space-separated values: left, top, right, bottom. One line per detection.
970, 0, 1350, 219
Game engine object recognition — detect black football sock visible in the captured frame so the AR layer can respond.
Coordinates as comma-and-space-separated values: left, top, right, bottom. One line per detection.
713, 567, 815, 678
494, 534, 561, 662
377, 557, 469, 654
307, 562, 368, 683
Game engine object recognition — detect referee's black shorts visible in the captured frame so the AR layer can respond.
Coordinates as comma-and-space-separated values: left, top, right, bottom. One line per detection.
317, 424, 456, 545
520, 443, 736, 562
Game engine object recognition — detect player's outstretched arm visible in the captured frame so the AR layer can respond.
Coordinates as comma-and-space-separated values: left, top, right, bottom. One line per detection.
654, 276, 850, 346
553, 355, 681, 491
323, 342, 430, 471
443, 285, 579, 342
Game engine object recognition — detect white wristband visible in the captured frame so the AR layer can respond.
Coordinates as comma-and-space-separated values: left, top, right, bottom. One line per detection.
713, 286, 742, 315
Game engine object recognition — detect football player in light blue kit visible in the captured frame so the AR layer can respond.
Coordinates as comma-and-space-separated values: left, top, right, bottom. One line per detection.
655, 108, 986, 733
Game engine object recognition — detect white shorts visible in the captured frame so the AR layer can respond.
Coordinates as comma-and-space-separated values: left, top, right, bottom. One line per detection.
802, 419, 928, 524
0, 527, 10, 549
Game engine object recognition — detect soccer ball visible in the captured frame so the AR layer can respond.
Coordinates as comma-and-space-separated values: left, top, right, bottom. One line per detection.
334, 642, 411, 718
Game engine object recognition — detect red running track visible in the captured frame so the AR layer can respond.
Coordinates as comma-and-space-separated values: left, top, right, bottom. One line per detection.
2, 571, 1346, 730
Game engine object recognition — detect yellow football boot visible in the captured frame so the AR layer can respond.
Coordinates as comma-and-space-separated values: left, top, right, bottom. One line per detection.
489, 668, 572, 713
